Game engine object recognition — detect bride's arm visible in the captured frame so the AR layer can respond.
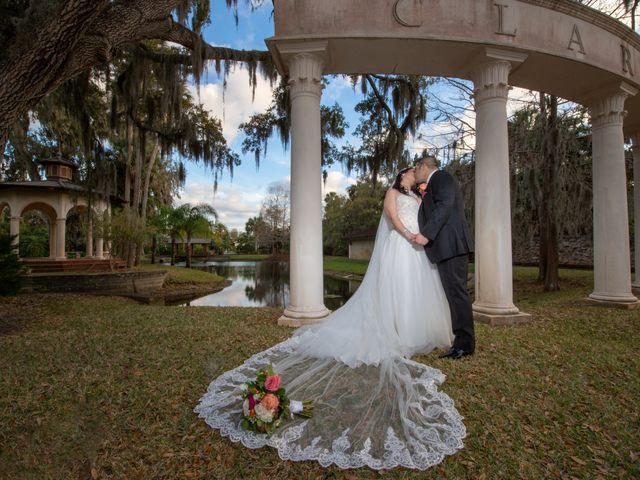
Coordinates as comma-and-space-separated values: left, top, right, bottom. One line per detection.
384, 189, 416, 242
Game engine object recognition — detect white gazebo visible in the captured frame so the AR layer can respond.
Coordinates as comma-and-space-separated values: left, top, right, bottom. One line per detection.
0, 156, 109, 260
267, 0, 640, 326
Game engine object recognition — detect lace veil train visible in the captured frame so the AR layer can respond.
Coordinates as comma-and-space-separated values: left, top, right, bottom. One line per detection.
194, 213, 466, 470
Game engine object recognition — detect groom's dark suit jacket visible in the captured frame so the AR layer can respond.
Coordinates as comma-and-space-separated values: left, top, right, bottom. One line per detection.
418, 170, 473, 264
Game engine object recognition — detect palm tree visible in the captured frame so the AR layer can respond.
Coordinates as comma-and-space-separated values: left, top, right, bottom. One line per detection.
182, 204, 218, 267
167, 206, 188, 266
148, 205, 171, 265
169, 204, 218, 268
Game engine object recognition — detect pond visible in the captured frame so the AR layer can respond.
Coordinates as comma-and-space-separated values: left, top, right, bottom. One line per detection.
182, 261, 361, 310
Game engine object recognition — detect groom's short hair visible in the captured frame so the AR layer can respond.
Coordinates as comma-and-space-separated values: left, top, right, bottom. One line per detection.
416, 155, 439, 168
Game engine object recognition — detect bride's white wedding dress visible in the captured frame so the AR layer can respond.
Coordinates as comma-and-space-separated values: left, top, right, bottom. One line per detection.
195, 192, 466, 470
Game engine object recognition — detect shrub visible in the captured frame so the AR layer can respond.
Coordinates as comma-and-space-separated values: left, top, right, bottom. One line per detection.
0, 233, 27, 295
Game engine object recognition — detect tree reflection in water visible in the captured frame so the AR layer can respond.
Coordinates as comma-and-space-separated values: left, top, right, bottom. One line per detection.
184, 261, 359, 310
244, 260, 289, 307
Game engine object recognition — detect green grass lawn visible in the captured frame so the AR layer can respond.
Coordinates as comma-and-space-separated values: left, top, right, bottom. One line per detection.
323, 256, 370, 276
136, 263, 224, 285
224, 254, 272, 261
0, 267, 638, 479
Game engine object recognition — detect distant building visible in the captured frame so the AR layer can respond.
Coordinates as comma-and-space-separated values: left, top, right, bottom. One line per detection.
173, 237, 212, 256
346, 228, 377, 260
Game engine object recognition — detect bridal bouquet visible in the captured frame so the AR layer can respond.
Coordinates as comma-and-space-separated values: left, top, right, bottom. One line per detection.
241, 365, 313, 434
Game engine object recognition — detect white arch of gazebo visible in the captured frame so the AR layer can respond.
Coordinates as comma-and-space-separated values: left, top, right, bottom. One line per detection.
0, 159, 109, 260
267, 0, 640, 326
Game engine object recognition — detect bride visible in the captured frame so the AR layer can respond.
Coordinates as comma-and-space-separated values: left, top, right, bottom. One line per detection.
195, 167, 466, 470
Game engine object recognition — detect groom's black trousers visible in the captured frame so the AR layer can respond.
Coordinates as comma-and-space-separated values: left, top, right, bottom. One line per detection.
437, 253, 475, 352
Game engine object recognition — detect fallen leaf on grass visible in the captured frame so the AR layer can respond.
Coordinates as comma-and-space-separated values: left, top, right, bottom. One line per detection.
570, 456, 587, 466
224, 448, 236, 468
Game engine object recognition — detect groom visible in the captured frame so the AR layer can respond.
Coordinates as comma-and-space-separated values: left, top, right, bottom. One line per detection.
413, 155, 475, 359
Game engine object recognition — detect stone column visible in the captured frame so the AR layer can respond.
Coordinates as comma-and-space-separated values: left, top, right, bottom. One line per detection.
103, 205, 111, 258
278, 51, 330, 327
9, 215, 20, 255
55, 217, 66, 259
49, 221, 56, 258
631, 134, 640, 291
94, 206, 104, 259
95, 237, 104, 259
471, 50, 531, 325
588, 89, 639, 307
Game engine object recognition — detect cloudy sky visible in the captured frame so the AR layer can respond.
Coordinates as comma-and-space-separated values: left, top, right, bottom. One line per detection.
178, 0, 629, 231
177, 1, 363, 231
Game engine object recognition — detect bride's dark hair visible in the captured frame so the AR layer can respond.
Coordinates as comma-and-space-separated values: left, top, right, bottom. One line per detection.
392, 167, 419, 196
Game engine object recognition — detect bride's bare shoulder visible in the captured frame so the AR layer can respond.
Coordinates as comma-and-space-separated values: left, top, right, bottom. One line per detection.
385, 188, 398, 199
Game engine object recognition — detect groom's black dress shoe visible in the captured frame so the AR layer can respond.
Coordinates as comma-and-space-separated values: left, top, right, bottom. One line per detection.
438, 348, 473, 359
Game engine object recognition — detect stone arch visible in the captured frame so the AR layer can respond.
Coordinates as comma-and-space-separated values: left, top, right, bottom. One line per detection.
21, 201, 58, 223
269, 0, 640, 326
0, 201, 11, 238
0, 199, 19, 253
0, 202, 11, 244
65, 203, 89, 218
63, 197, 89, 218
0, 200, 11, 216
19, 202, 58, 258
65, 204, 90, 258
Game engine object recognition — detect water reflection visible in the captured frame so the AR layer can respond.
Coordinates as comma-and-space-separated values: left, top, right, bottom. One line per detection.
185, 261, 360, 310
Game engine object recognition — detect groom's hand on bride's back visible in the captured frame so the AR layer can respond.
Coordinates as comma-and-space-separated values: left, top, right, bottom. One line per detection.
414, 234, 429, 246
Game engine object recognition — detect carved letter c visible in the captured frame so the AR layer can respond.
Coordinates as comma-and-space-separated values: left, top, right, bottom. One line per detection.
393, 0, 423, 28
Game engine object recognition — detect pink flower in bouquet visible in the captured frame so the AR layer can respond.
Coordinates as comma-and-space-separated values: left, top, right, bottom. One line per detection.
261, 393, 280, 412
264, 374, 281, 392
248, 394, 257, 410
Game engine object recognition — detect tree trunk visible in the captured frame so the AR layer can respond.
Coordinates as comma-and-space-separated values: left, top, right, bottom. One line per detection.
151, 234, 157, 264
186, 235, 192, 268
538, 94, 560, 291
124, 123, 133, 205
0, 0, 109, 153
141, 137, 160, 219
133, 130, 143, 214
0, 0, 271, 158
132, 130, 145, 266
171, 237, 176, 266
134, 245, 142, 267
127, 243, 136, 269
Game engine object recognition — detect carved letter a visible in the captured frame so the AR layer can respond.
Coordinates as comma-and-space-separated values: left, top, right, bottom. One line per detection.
568, 25, 585, 54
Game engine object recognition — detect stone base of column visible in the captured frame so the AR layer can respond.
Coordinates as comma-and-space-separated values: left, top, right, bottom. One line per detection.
584, 293, 640, 309
473, 302, 532, 326
278, 305, 331, 327
473, 310, 532, 326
